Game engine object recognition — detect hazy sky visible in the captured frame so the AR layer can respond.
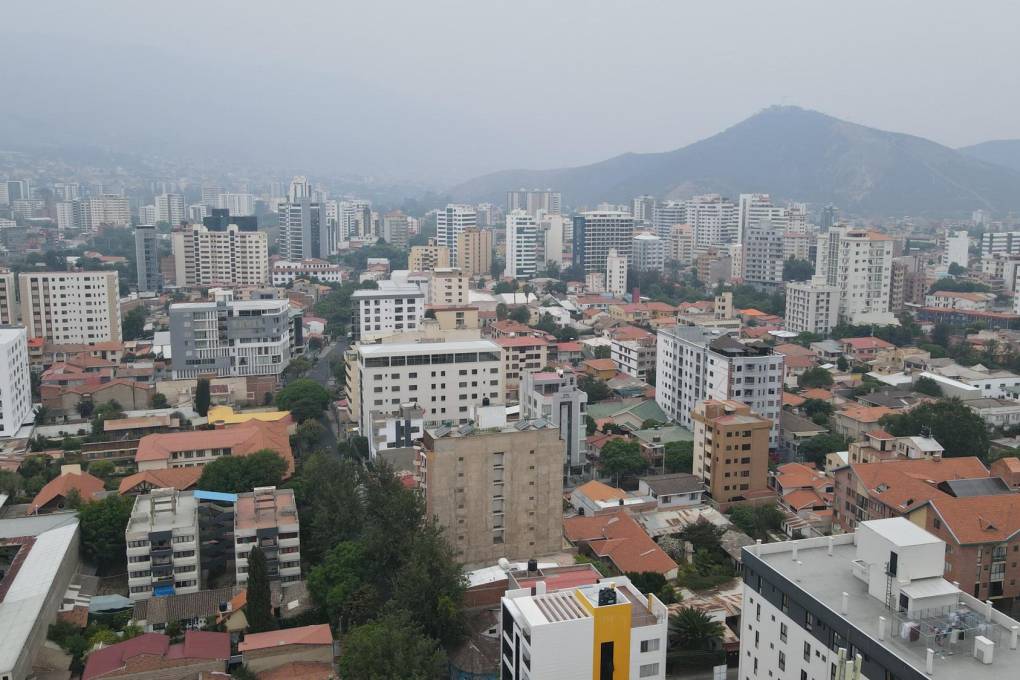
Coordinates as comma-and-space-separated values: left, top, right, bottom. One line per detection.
3, 1, 1019, 185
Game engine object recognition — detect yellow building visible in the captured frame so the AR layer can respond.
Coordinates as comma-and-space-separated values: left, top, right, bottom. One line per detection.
409, 240, 451, 271
207, 405, 292, 425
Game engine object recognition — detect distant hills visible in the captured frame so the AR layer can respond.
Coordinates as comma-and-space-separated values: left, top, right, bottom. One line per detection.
450, 106, 1020, 217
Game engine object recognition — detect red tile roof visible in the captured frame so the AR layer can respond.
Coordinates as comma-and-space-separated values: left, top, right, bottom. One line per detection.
556, 342, 582, 352
238, 624, 333, 652
257, 662, 334, 680
926, 494, 1020, 544
83, 632, 229, 680
563, 510, 677, 576
118, 467, 204, 495
583, 359, 617, 371
135, 420, 294, 476
850, 457, 989, 514
30, 472, 105, 512
842, 337, 894, 350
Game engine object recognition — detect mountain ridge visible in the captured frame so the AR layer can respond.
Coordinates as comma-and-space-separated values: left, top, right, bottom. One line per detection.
450, 106, 1020, 217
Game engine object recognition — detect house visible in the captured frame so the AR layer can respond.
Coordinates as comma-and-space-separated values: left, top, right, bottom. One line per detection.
130, 586, 236, 632
42, 380, 154, 422
238, 624, 334, 673
966, 398, 1020, 429
553, 341, 583, 364
637, 473, 705, 508
82, 631, 230, 680
770, 462, 833, 516
924, 290, 996, 311
569, 480, 655, 516
563, 510, 679, 578
991, 457, 1020, 490
779, 411, 828, 455
580, 358, 617, 381
809, 339, 844, 362
841, 337, 895, 363
134, 419, 295, 476
118, 467, 203, 495
830, 405, 896, 441
30, 468, 105, 514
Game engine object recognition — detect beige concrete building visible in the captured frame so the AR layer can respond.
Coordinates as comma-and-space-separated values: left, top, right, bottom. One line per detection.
691, 399, 772, 504
427, 267, 470, 306
234, 487, 301, 586
19, 270, 121, 343
418, 414, 563, 565
429, 305, 481, 330
0, 269, 17, 324
409, 240, 451, 271
171, 223, 269, 288
495, 336, 548, 401
455, 226, 492, 276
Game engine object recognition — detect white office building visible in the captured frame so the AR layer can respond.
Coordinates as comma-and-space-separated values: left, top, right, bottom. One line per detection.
655, 326, 784, 447
606, 248, 629, 299
520, 369, 588, 472
538, 213, 566, 268
0, 327, 32, 437
171, 223, 269, 288
155, 193, 186, 225
351, 282, 426, 342
505, 210, 540, 279
980, 231, 1020, 256
630, 232, 666, 272
19, 271, 122, 343
816, 226, 897, 325
741, 518, 1020, 680
348, 339, 504, 432
437, 204, 478, 266
785, 276, 840, 335
686, 194, 738, 251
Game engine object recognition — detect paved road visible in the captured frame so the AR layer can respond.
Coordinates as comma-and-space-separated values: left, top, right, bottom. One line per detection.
304, 339, 347, 450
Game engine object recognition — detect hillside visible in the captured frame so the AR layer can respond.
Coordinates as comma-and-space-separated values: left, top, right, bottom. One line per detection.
450, 106, 1020, 217
959, 139, 1020, 173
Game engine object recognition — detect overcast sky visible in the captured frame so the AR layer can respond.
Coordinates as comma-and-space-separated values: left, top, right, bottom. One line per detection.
3, 1, 1019, 184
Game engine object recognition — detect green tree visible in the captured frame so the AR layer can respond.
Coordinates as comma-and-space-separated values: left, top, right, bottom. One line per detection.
275, 378, 331, 423
391, 522, 467, 647
338, 612, 446, 680
195, 378, 211, 417
78, 495, 134, 573
493, 280, 516, 295
913, 376, 943, 397
598, 439, 646, 484
836, 355, 849, 372
90, 400, 125, 435
728, 504, 784, 541
309, 541, 379, 631
947, 262, 966, 276
578, 375, 611, 403
880, 398, 990, 459
508, 306, 531, 324
151, 392, 169, 409
798, 367, 834, 389
798, 433, 849, 466
294, 454, 364, 564
0, 469, 22, 499
802, 399, 834, 423
246, 546, 278, 632
931, 323, 952, 349
585, 415, 597, 436
197, 450, 288, 493
664, 440, 694, 473
495, 302, 508, 321
295, 419, 328, 454
679, 517, 725, 550
88, 459, 116, 480
669, 606, 725, 651
593, 345, 611, 360
122, 306, 147, 341
782, 258, 814, 282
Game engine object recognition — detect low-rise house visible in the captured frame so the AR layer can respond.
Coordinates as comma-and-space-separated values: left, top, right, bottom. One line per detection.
135, 419, 294, 476
924, 290, 996, 311
119, 467, 203, 495
926, 362, 1020, 399
809, 339, 843, 362
82, 631, 229, 680
966, 397, 1020, 429
553, 341, 583, 364
580, 358, 617, 381
830, 405, 896, 441
841, 337, 895, 363
569, 480, 655, 516
991, 457, 1020, 490
30, 467, 105, 513
130, 586, 235, 632
563, 510, 679, 578
43, 380, 153, 422
637, 473, 705, 508
779, 411, 828, 455
770, 462, 833, 520
238, 624, 334, 673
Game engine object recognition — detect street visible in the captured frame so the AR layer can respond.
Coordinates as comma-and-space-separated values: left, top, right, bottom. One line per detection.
304, 338, 348, 451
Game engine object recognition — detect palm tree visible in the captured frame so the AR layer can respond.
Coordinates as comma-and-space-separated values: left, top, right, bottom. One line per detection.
669, 606, 725, 651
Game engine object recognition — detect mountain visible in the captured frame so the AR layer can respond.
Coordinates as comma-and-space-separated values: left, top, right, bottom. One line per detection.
450, 106, 1020, 217
959, 140, 1020, 173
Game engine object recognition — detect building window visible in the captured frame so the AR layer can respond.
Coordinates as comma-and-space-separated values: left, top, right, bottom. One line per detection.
780, 623, 787, 643
778, 650, 786, 671
639, 663, 660, 678
640, 638, 660, 653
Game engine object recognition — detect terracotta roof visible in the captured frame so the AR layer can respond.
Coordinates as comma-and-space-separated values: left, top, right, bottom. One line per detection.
929, 291, 992, 302
927, 494, 1020, 544
865, 429, 895, 440
785, 355, 816, 369
573, 480, 627, 503
783, 489, 827, 510
994, 457, 1020, 472
564, 510, 677, 576
583, 359, 617, 371
800, 388, 833, 401
740, 308, 767, 316
118, 467, 203, 495
495, 336, 548, 348
83, 631, 229, 680
850, 457, 989, 514
609, 326, 654, 342
775, 462, 830, 493
774, 343, 814, 357
257, 662, 334, 680
556, 342, 582, 352
836, 405, 894, 423
783, 393, 806, 407
239, 624, 333, 652
135, 420, 294, 475
30, 472, 105, 512
842, 337, 894, 350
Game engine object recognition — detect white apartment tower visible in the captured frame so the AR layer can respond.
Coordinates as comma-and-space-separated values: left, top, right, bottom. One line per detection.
606, 248, 629, 299
126, 488, 201, 601
82, 194, 130, 230
216, 193, 255, 217
686, 194, 738, 251
278, 200, 330, 260
632, 195, 656, 225
350, 282, 426, 342
945, 230, 969, 268
520, 368, 589, 472
0, 327, 32, 437
171, 223, 269, 288
0, 271, 17, 325
742, 219, 786, 285
505, 210, 540, 279
437, 204, 478, 267
506, 189, 561, 216
19, 271, 122, 343
630, 233, 666, 272
655, 327, 784, 447
785, 276, 840, 335
155, 193, 186, 226
816, 226, 897, 325
653, 200, 687, 238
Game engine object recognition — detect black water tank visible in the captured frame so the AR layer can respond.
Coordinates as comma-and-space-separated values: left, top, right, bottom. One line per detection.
527, 558, 538, 573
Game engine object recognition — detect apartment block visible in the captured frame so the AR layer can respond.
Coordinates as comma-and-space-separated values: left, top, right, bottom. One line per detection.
506, 189, 561, 217
741, 518, 1020, 680
785, 276, 839, 335
456, 226, 493, 276
278, 200, 330, 260
234, 487, 301, 587
605, 248, 628, 299
408, 240, 451, 272
572, 211, 635, 274
348, 339, 504, 433
126, 488, 201, 601
742, 219, 786, 285
816, 226, 896, 325
505, 210, 540, 279
428, 268, 470, 306
134, 419, 294, 475
630, 232, 665, 272
169, 291, 291, 379
0, 269, 18, 324
691, 399, 772, 503
135, 225, 162, 293
82, 194, 130, 230
351, 282, 426, 342
418, 414, 564, 565
381, 210, 410, 249
0, 327, 32, 437
656, 327, 784, 447
686, 194, 738, 250
520, 369, 588, 472
437, 204, 477, 266
171, 223, 269, 288
501, 575, 668, 680
496, 336, 548, 402
19, 271, 122, 343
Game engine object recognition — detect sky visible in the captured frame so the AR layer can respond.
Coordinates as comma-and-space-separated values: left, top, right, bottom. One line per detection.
3, 1, 1020, 185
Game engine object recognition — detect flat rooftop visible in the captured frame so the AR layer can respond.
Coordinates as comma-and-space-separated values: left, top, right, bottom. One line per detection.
358, 339, 500, 356
235, 489, 298, 531
753, 535, 1020, 680
126, 492, 198, 535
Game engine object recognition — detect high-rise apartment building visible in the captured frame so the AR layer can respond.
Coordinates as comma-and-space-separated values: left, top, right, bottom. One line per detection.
537, 214, 565, 269
287, 176, 310, 202
455, 227, 492, 276
155, 193, 186, 226
201, 185, 223, 207
630, 232, 665, 272
2, 179, 30, 204
169, 291, 291, 379
520, 369, 588, 473
785, 276, 839, 335
945, 229, 969, 268
0, 270, 17, 325
216, 193, 255, 217
126, 488, 201, 600
632, 195, 656, 225
506, 188, 561, 217
171, 223, 269, 288
55, 200, 84, 230
408, 240, 451, 272
82, 194, 131, 230
742, 219, 786, 285
135, 225, 162, 293
19, 271, 121, 343
340, 200, 373, 240
505, 210, 540, 279
351, 282, 426, 342
605, 248, 628, 299
381, 210, 410, 249
686, 194, 738, 250
819, 203, 838, 230
691, 399, 771, 503
816, 226, 896, 325
737, 193, 788, 244
419, 414, 564, 565
501, 574, 668, 680
278, 200, 330, 260
655, 327, 784, 447
981, 231, 1020, 256
234, 487, 301, 586
653, 201, 687, 238
347, 339, 504, 432
740, 518, 1020, 680
572, 211, 634, 274
0, 327, 32, 437
437, 204, 477, 266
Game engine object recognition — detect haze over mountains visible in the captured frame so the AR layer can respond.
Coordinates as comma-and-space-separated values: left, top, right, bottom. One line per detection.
451, 107, 1020, 218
